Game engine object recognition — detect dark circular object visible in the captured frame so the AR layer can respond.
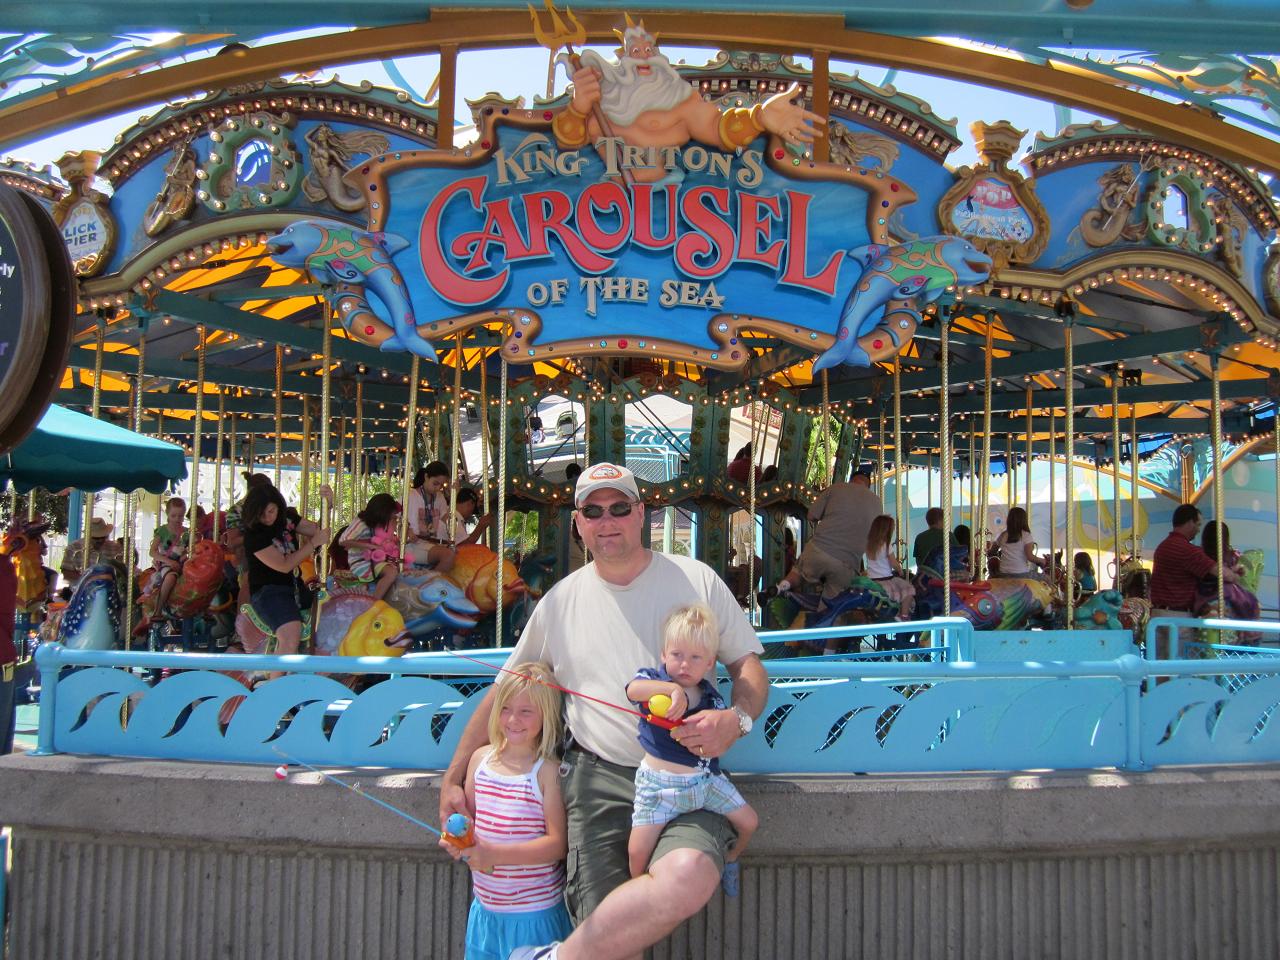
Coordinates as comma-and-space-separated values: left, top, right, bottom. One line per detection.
0, 185, 75, 453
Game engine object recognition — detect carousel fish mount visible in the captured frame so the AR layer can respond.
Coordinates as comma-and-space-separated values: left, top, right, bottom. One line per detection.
262, 8, 996, 372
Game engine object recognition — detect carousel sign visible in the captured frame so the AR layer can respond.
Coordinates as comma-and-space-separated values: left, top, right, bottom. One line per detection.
270, 16, 992, 370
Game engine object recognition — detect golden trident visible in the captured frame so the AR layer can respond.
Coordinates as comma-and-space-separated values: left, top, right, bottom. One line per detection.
528, 0, 635, 186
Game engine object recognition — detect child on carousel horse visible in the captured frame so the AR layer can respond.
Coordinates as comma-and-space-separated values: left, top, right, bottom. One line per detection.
145, 497, 188, 617
339, 493, 402, 601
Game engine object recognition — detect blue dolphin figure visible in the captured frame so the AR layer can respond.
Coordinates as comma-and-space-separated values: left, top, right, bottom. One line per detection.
813, 236, 993, 371
267, 220, 439, 361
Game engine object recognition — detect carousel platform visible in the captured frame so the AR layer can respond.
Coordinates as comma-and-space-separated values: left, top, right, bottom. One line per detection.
0, 751, 1277, 959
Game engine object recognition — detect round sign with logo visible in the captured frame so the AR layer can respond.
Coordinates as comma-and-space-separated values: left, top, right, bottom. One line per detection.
0, 184, 75, 454
60, 198, 112, 272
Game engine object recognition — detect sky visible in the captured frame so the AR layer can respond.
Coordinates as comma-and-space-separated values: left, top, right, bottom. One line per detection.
6, 36, 1105, 176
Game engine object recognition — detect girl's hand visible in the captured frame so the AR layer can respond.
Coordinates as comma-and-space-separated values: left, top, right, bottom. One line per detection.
461, 838, 496, 874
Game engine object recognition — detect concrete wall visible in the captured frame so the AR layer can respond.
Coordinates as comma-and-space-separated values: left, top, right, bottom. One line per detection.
2, 754, 1279, 959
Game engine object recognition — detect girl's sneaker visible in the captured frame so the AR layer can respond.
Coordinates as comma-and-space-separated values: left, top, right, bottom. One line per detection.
721, 861, 741, 897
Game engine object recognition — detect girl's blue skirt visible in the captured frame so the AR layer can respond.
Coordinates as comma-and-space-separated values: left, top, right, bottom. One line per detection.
465, 897, 573, 959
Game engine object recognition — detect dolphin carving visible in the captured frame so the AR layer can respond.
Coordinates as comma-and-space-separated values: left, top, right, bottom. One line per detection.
266, 220, 439, 361
812, 236, 994, 371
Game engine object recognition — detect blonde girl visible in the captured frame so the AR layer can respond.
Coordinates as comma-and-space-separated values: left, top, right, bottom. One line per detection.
865, 515, 915, 620
441, 662, 572, 960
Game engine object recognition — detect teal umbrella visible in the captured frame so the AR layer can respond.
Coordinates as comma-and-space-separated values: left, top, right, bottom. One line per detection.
0, 405, 187, 494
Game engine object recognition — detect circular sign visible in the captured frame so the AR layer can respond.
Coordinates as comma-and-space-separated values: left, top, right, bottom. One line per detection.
60, 198, 111, 267
0, 185, 75, 454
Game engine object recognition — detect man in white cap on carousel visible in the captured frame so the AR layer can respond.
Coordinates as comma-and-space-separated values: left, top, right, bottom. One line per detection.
60, 516, 124, 585
440, 462, 766, 960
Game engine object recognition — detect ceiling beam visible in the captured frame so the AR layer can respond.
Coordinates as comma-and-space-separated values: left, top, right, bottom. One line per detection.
814, 319, 1249, 405
874, 376, 1274, 419
55, 388, 407, 423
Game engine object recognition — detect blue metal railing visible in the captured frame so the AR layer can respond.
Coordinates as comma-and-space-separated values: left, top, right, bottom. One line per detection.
29, 611, 1280, 774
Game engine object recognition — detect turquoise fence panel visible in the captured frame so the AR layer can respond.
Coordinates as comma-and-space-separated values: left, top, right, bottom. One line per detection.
970, 629, 1136, 662
30, 616, 1280, 775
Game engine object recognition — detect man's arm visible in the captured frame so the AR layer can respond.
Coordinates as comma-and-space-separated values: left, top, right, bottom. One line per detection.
438, 686, 496, 823
670, 652, 768, 759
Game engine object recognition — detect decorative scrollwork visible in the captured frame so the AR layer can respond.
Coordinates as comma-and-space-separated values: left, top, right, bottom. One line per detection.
196, 111, 301, 213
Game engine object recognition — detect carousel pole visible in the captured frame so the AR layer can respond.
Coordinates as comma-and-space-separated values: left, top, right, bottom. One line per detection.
892, 358, 904, 566
876, 410, 886, 503
479, 347, 492, 522
124, 324, 146, 647
213, 388, 225, 543
355, 378, 365, 510
336, 416, 347, 521
967, 417, 976, 571
274, 345, 284, 488
1049, 407, 1057, 577
822, 371, 833, 485
940, 311, 952, 615
398, 357, 421, 557
1025, 388, 1033, 527
300, 399, 312, 520
229, 411, 238, 503
1210, 352, 1225, 613
155, 413, 164, 528
1274, 407, 1279, 614
1131, 403, 1141, 562
247, 430, 254, 479
318, 315, 332, 580
82, 320, 106, 573
448, 332, 464, 544
748, 388, 759, 625
1064, 321, 1075, 629
188, 326, 206, 557
978, 325, 994, 580
496, 357, 510, 647
1112, 372, 1123, 585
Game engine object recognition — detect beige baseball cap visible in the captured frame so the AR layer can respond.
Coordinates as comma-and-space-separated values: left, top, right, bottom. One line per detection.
575, 462, 640, 506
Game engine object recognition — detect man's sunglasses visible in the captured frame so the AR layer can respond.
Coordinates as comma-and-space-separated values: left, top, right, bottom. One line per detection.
579, 500, 639, 520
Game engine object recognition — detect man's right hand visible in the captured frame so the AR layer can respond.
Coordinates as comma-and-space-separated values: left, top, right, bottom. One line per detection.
439, 780, 470, 825
570, 63, 602, 115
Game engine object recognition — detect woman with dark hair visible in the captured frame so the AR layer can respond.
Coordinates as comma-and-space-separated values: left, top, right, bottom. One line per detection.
241, 483, 328, 665
339, 493, 402, 601
1197, 521, 1261, 622
992, 507, 1046, 578
405, 461, 455, 571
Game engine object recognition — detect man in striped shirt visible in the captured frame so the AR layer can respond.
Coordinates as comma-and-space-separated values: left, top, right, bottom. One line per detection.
1149, 503, 1240, 658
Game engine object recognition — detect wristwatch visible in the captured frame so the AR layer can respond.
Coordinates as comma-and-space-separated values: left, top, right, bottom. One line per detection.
731, 705, 754, 737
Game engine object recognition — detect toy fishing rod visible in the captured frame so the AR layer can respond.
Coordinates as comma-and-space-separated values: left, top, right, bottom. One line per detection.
271, 747, 476, 854
445, 649, 682, 729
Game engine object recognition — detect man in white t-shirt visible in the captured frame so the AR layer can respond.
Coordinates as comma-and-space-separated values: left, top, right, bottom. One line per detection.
441, 462, 766, 960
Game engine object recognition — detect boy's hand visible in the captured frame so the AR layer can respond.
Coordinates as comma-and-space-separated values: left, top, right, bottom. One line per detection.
666, 684, 689, 720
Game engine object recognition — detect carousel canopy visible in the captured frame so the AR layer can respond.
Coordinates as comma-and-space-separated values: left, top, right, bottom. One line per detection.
0, 404, 188, 494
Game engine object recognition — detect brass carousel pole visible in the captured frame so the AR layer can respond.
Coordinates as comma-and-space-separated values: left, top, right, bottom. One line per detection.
496, 357, 510, 647
892, 358, 904, 566
1211, 352, 1225, 613
1064, 321, 1075, 629
940, 312, 952, 615
967, 417, 976, 572
398, 357, 421, 557
479, 347, 492, 521
188, 326, 206, 558
274, 345, 284, 488
1131, 402, 1141, 562
336, 416, 347, 520
355, 377, 365, 510
876, 410, 886, 503
300, 399, 312, 520
978, 325, 994, 580
229, 411, 238, 503
124, 325, 146, 646
1049, 407, 1057, 578
821, 370, 832, 485
82, 321, 106, 574
1112, 372, 1123, 587
1025, 388, 1033, 527
448, 332, 464, 544
318, 315, 332, 581
213, 388, 225, 543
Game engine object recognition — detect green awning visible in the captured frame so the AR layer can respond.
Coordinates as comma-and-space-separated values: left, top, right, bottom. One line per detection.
0, 405, 187, 494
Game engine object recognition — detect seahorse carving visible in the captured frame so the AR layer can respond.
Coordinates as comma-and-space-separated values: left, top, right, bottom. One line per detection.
1080, 163, 1146, 247
301, 124, 390, 212
143, 138, 197, 237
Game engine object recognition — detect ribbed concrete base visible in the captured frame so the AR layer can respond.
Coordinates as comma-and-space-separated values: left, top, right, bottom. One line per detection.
3, 755, 1279, 959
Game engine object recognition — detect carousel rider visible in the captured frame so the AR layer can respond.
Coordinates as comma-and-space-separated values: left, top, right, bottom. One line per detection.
60, 516, 124, 585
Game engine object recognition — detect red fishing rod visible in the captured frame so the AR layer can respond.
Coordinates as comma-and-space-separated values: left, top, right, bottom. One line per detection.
445, 649, 682, 730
